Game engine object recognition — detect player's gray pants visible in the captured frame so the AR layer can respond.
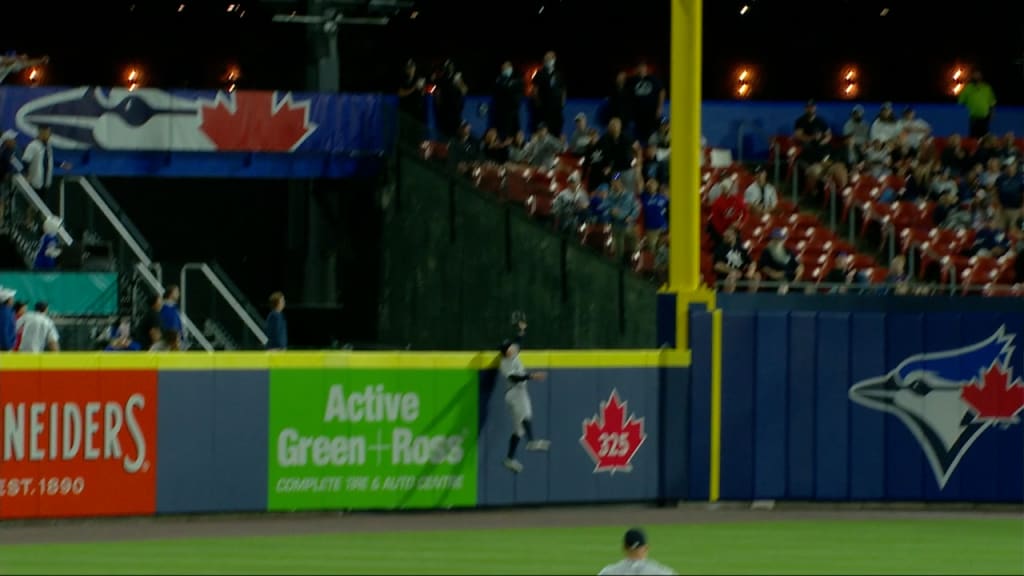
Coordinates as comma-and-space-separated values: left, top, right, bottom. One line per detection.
504, 386, 532, 437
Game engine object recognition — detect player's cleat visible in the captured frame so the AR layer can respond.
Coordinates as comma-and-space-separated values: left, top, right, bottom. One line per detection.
526, 439, 550, 451
504, 458, 524, 473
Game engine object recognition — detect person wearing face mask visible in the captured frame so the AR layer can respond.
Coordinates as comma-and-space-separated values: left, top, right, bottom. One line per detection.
491, 61, 523, 141
531, 51, 566, 137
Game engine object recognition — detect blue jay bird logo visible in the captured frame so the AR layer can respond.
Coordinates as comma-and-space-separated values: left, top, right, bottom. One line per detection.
849, 326, 1024, 489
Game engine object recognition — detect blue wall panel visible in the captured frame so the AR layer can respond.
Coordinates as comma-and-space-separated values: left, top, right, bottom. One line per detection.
883, 314, 927, 500
211, 371, 269, 513
660, 367, 690, 501
786, 312, 817, 499
687, 312, 712, 501
719, 312, 756, 500
753, 312, 789, 499
156, 370, 269, 514
847, 313, 886, 500
814, 314, 851, 500
156, 371, 217, 514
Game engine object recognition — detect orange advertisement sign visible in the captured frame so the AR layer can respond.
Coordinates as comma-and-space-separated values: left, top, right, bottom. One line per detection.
0, 370, 158, 519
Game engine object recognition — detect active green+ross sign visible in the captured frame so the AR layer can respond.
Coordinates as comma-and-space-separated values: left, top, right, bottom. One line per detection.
267, 368, 478, 511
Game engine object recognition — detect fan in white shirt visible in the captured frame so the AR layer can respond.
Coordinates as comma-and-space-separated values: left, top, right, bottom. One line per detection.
897, 107, 931, 150
744, 167, 778, 213
870, 102, 902, 144
16, 302, 59, 352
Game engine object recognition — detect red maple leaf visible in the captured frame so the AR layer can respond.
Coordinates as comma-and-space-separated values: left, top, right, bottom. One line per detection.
199, 91, 314, 152
961, 361, 1024, 423
580, 390, 647, 473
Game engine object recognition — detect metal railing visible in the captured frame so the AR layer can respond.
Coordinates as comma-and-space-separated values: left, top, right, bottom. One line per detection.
180, 262, 268, 350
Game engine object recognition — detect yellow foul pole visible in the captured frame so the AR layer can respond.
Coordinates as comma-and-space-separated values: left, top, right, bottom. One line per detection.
669, 0, 702, 294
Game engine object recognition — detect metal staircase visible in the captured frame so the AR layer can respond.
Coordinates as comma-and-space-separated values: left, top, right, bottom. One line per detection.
53, 175, 267, 350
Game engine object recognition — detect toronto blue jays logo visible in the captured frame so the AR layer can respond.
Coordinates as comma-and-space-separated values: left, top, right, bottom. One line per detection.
849, 326, 1024, 489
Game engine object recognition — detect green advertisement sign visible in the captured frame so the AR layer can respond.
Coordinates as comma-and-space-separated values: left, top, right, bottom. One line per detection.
267, 368, 478, 511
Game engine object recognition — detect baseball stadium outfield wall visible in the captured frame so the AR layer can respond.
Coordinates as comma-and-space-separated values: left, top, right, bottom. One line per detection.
0, 350, 700, 520
691, 299, 1024, 504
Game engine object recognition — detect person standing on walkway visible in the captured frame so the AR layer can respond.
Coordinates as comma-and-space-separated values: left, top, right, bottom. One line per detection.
958, 70, 997, 138
265, 291, 288, 351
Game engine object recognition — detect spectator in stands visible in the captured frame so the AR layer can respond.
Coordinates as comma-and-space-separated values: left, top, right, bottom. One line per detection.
870, 102, 901, 144
12, 301, 26, 350
481, 128, 510, 164
708, 173, 738, 203
398, 59, 427, 128
17, 302, 59, 352
645, 118, 670, 184
0, 53, 47, 85
973, 134, 1001, 167
0, 130, 22, 229
531, 51, 566, 136
713, 226, 758, 293
160, 285, 184, 346
589, 183, 611, 223
958, 69, 996, 138
266, 291, 288, 351
23, 126, 71, 212
823, 252, 857, 294
552, 172, 590, 233
434, 60, 468, 140
981, 157, 1003, 188
588, 118, 638, 191
941, 134, 971, 176
898, 107, 931, 152
930, 168, 959, 201
627, 62, 665, 145
508, 131, 529, 164
569, 113, 596, 155
997, 158, 1023, 229
33, 216, 62, 270
971, 214, 1010, 257
843, 105, 869, 165
604, 72, 633, 135
523, 122, 565, 168
0, 287, 18, 351
640, 179, 668, 248
1002, 132, 1020, 163
935, 189, 970, 229
491, 61, 523, 141
151, 329, 182, 352
105, 322, 142, 352
793, 100, 834, 195
864, 139, 894, 178
744, 166, 778, 214
886, 255, 911, 296
759, 229, 803, 294
136, 293, 163, 350
607, 175, 639, 259
707, 177, 747, 247
449, 121, 479, 173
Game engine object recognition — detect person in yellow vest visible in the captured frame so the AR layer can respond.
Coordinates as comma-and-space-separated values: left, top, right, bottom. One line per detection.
958, 70, 997, 138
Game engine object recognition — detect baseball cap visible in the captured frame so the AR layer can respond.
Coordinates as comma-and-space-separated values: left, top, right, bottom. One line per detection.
575, 112, 586, 121
881, 101, 893, 110
624, 528, 647, 550
852, 104, 864, 115
499, 339, 514, 355
0, 130, 16, 143
0, 287, 17, 301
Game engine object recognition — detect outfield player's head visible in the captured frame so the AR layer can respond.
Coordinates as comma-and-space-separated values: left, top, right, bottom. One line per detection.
623, 528, 649, 559
500, 339, 519, 358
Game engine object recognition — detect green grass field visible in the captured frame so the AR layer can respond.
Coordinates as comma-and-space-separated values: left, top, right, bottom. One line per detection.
1, 518, 1022, 575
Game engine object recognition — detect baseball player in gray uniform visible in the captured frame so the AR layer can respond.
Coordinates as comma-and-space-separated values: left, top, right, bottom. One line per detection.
598, 528, 677, 575
500, 320, 550, 473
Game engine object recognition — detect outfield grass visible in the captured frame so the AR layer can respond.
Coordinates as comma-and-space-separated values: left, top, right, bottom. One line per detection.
1, 518, 1022, 575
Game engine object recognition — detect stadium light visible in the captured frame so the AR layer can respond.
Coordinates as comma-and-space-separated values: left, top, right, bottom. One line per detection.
839, 66, 859, 99
125, 66, 143, 92
25, 66, 42, 87
734, 66, 755, 99
950, 64, 968, 96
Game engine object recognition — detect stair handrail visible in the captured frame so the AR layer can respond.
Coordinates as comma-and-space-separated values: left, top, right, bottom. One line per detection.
12, 174, 74, 245
134, 262, 214, 352
180, 262, 269, 348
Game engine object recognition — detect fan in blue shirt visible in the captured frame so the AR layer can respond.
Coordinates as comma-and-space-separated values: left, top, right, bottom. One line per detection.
640, 179, 668, 247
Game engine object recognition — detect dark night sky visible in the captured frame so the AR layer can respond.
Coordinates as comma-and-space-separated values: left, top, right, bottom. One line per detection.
4, 0, 1023, 103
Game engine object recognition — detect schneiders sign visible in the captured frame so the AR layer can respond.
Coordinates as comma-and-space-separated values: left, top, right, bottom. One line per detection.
275, 384, 466, 468
267, 369, 478, 510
